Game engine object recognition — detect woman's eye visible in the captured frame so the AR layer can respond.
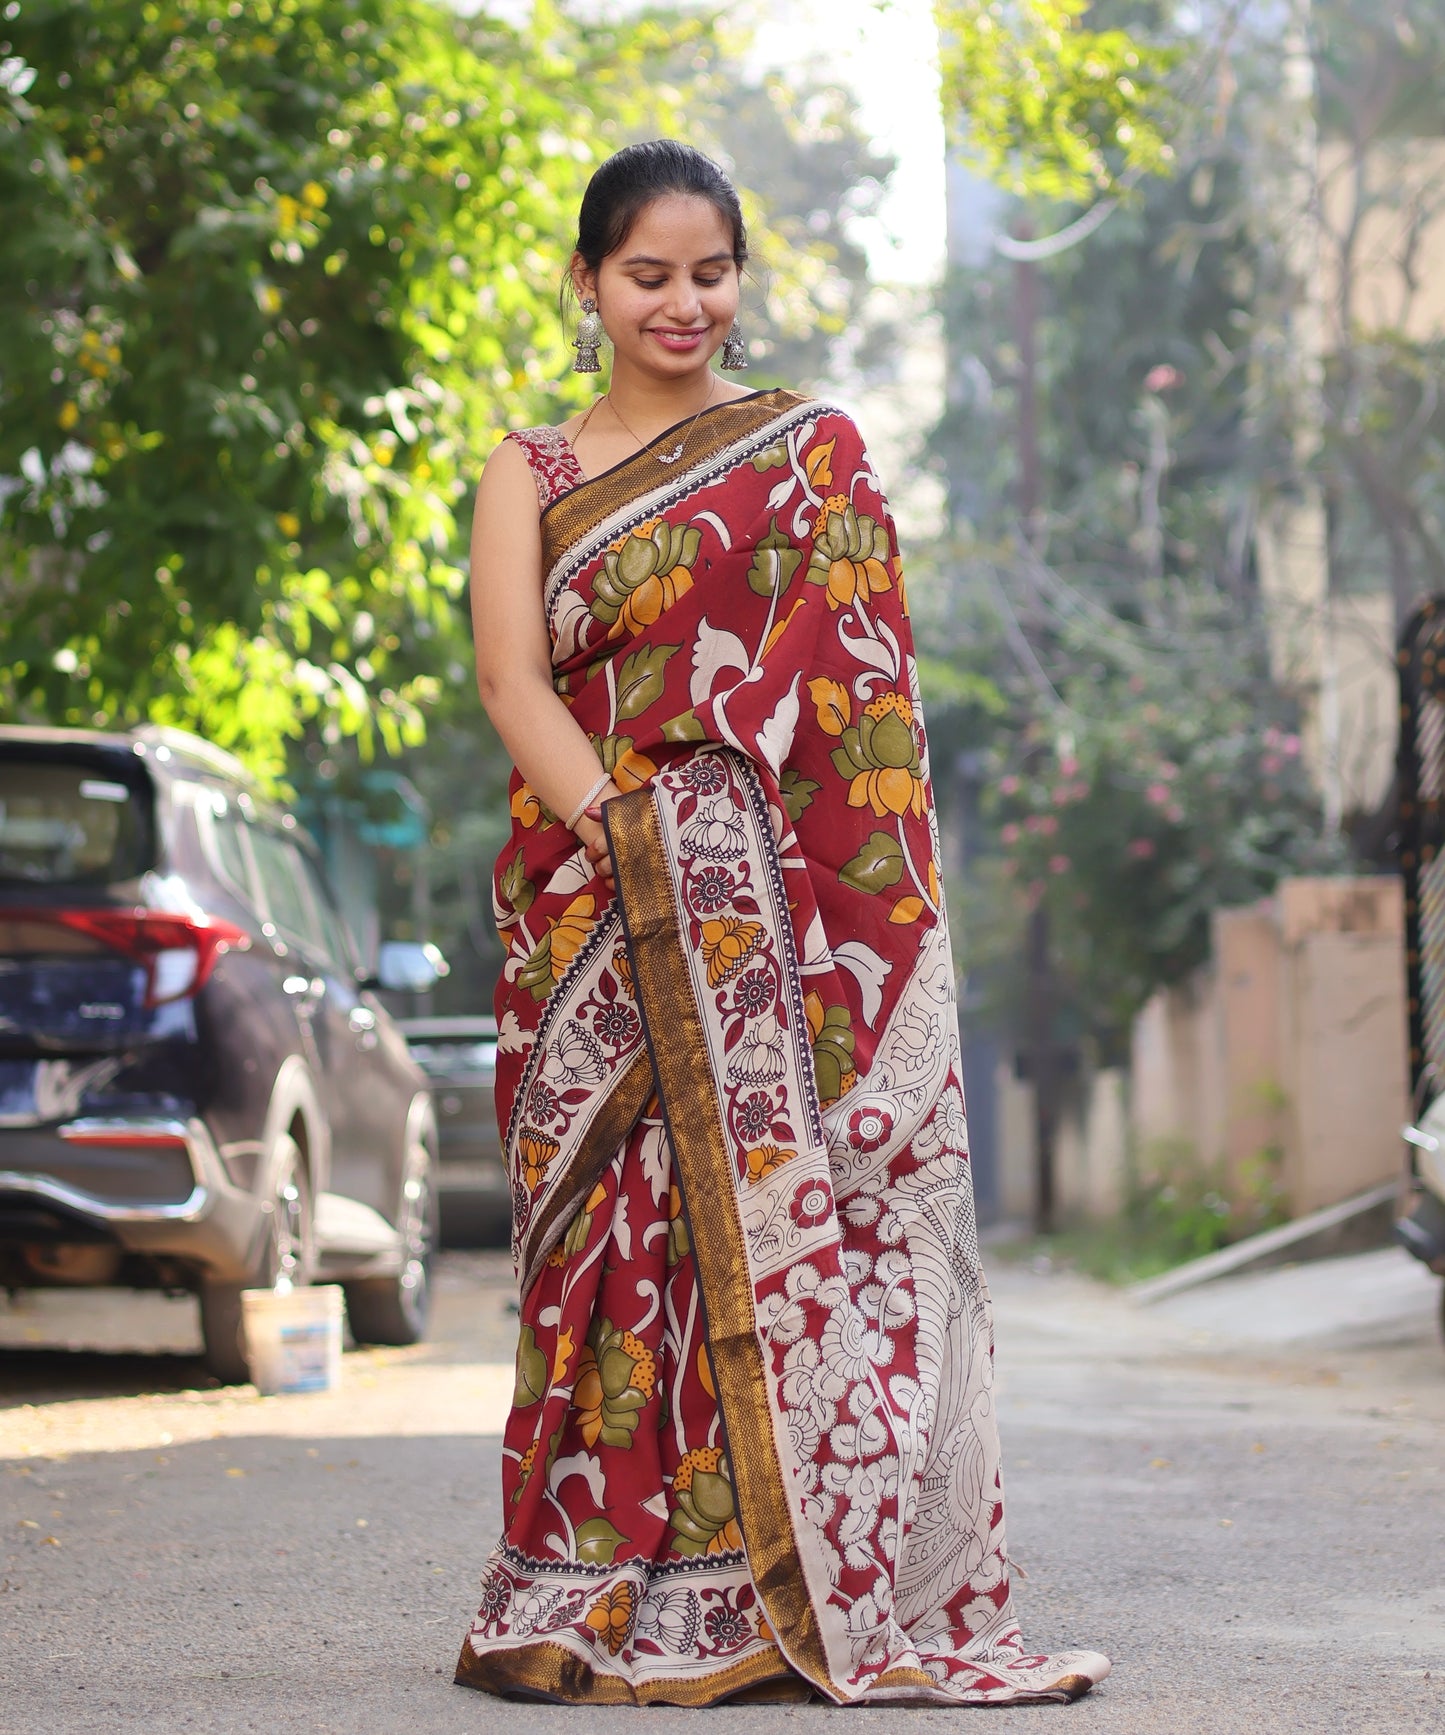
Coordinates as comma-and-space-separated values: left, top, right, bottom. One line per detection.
634, 278, 666, 290
696, 276, 724, 288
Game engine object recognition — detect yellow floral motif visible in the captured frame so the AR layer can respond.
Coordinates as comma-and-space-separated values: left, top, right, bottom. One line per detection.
669, 1447, 743, 1556
807, 676, 851, 737
807, 496, 893, 612
699, 916, 765, 988
549, 894, 597, 980
519, 1131, 559, 1194
545, 1242, 568, 1270
612, 744, 658, 792
803, 438, 835, 490
592, 518, 701, 641
672, 1445, 722, 1493
511, 783, 543, 828
864, 691, 914, 726
585, 1583, 636, 1655
510, 1436, 539, 1505
744, 1144, 797, 1184
612, 944, 635, 999
849, 768, 925, 821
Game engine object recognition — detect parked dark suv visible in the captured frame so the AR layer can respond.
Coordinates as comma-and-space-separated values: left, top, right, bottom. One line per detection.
0, 724, 442, 1381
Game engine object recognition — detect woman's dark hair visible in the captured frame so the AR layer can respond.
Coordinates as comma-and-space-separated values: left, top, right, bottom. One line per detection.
574, 139, 748, 271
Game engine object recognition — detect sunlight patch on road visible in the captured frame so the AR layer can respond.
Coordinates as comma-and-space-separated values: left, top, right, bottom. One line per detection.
0, 1358, 516, 1460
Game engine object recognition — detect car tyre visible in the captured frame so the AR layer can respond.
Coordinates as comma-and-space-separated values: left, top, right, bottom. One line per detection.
344, 1136, 436, 1346
200, 1130, 312, 1383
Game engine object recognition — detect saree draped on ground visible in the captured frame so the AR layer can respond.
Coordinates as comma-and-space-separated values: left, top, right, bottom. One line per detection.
456, 390, 1108, 1705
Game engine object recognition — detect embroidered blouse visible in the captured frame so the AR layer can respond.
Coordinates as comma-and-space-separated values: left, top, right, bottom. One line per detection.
505, 425, 586, 511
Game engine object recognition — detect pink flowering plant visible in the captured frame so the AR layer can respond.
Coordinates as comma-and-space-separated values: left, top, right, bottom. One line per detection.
970, 667, 1341, 1047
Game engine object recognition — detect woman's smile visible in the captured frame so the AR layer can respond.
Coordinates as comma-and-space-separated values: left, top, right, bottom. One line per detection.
647, 326, 710, 350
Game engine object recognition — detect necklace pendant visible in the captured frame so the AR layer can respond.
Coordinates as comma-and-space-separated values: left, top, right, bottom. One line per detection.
656, 443, 684, 464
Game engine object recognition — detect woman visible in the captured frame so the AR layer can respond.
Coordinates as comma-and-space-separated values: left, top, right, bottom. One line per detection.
457, 139, 1109, 1707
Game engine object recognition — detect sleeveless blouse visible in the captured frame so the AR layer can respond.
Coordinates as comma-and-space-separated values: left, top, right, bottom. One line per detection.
505, 425, 586, 511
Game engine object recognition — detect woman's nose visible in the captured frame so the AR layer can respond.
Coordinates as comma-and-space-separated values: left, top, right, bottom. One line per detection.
662, 279, 702, 322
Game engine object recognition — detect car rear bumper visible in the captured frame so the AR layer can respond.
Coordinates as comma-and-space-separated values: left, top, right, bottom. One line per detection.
0, 1117, 263, 1283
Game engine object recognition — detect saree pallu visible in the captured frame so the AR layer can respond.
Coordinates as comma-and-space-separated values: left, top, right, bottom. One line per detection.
456, 389, 1109, 1706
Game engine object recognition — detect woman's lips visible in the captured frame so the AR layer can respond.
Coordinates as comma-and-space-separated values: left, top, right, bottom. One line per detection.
648, 328, 709, 350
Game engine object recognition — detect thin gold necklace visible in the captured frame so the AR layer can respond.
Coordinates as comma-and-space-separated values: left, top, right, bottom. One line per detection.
606, 377, 717, 466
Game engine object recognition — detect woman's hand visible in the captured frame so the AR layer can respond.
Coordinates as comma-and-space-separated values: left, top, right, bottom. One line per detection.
573, 783, 622, 888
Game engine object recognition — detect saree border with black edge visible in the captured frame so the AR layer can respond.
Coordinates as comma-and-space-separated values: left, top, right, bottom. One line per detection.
538, 387, 814, 613
604, 752, 841, 1699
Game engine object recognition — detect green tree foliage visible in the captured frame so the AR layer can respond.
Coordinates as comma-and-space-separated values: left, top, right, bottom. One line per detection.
935, 0, 1177, 199
925, 2, 1381, 1051
0, 0, 696, 781
701, 74, 897, 388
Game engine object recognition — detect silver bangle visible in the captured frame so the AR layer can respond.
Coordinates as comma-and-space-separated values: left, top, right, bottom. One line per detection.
565, 772, 611, 832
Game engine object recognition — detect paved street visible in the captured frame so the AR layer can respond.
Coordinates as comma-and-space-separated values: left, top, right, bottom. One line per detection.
2, 1247, 1442, 1735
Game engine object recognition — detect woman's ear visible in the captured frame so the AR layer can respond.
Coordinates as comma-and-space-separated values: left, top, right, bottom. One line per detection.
569, 253, 596, 305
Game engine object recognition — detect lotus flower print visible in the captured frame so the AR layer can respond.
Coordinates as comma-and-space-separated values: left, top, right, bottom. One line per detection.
727, 1012, 787, 1084
573, 1314, 656, 1449
592, 518, 701, 640
830, 691, 926, 819
806, 495, 892, 611
667, 1448, 742, 1557
679, 800, 747, 863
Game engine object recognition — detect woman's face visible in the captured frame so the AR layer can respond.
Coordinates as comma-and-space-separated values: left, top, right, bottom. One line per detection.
577, 193, 741, 383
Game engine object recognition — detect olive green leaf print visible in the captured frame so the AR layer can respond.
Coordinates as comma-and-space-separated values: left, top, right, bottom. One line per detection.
499, 851, 535, 916
661, 708, 707, 743
779, 768, 820, 823
838, 830, 905, 894
747, 518, 804, 598
575, 1516, 629, 1567
513, 1323, 548, 1407
615, 643, 680, 721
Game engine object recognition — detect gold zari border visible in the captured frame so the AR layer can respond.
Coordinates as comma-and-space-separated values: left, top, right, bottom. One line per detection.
540, 388, 812, 571
519, 1046, 653, 1298
605, 785, 835, 1698
454, 1634, 807, 1706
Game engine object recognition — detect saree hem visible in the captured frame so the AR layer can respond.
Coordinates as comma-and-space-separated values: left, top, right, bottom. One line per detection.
453, 1634, 807, 1706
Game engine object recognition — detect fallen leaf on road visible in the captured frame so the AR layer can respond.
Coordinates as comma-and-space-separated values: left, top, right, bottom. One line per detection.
225, 1467, 246, 1478
19, 1519, 38, 1529
1149, 1458, 1171, 1469
42, 1536, 60, 1546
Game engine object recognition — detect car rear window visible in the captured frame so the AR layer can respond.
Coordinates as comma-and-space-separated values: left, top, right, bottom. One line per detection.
0, 757, 152, 885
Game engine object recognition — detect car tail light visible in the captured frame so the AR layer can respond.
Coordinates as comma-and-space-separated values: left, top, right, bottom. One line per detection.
0, 907, 251, 1005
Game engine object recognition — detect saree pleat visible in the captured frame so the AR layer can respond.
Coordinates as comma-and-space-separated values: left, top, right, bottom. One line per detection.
457, 390, 1108, 1705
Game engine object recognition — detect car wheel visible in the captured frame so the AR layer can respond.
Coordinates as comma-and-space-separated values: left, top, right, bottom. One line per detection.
344, 1136, 436, 1346
200, 1130, 312, 1384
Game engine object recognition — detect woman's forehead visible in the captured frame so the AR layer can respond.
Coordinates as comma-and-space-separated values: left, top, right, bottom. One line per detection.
612, 193, 735, 264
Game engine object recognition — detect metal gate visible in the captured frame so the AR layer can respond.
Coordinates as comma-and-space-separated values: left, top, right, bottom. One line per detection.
1397, 598, 1445, 1104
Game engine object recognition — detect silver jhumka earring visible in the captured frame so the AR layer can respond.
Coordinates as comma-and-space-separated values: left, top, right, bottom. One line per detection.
721, 319, 748, 371
573, 298, 603, 374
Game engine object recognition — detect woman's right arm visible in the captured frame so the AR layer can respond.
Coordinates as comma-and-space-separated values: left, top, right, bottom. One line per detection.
470, 438, 618, 884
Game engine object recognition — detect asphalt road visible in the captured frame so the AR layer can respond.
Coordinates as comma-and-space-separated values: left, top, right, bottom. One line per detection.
1, 1247, 1442, 1735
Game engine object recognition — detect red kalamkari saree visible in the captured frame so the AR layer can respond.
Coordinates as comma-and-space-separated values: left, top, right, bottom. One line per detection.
455, 389, 1109, 1706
